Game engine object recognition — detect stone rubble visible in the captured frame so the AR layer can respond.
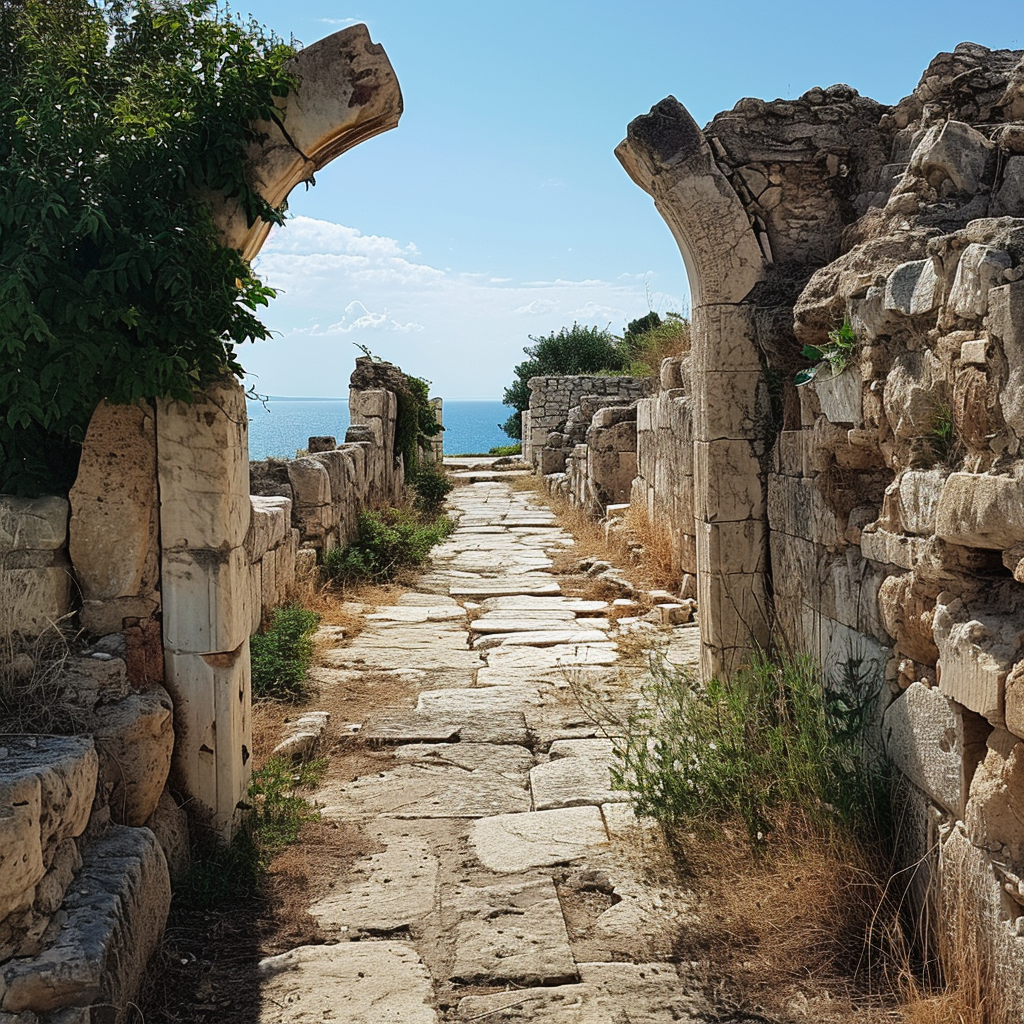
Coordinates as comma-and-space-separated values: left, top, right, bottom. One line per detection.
257, 474, 711, 1023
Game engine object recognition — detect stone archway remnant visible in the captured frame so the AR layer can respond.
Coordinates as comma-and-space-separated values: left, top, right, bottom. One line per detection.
159, 25, 403, 836
616, 98, 769, 678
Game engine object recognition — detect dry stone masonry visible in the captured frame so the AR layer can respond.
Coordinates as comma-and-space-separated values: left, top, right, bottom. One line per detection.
612, 41, 1024, 1012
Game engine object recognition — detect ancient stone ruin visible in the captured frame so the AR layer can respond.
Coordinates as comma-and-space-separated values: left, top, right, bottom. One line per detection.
6, 27, 1024, 1022
527, 40, 1024, 1012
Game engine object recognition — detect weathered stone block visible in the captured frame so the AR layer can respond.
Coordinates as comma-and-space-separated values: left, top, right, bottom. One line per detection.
883, 682, 961, 814
156, 379, 250, 551
245, 496, 291, 562
885, 258, 942, 316
948, 244, 1012, 318
0, 737, 98, 921
895, 468, 947, 537
92, 686, 174, 827
935, 472, 1024, 550
69, 402, 160, 636
883, 350, 942, 441
162, 545, 252, 655
0, 825, 170, 1016
694, 440, 764, 522
0, 565, 73, 636
935, 593, 1024, 727
813, 366, 862, 426
908, 119, 995, 193
965, 729, 1024, 863
860, 527, 930, 570
0, 496, 69, 553
162, 644, 251, 835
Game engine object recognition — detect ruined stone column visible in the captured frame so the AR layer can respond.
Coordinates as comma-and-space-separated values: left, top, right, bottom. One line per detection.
158, 24, 403, 837
617, 98, 769, 677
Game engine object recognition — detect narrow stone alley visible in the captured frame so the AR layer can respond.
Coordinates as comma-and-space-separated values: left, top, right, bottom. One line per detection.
257, 470, 716, 1023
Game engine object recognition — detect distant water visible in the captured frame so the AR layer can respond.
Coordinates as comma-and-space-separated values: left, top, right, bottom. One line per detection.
246, 398, 513, 460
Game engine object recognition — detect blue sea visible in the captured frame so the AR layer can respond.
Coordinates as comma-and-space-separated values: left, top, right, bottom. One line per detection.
246, 398, 513, 460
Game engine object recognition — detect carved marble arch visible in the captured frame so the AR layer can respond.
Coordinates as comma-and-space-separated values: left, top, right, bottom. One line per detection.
213, 23, 404, 261
616, 97, 771, 677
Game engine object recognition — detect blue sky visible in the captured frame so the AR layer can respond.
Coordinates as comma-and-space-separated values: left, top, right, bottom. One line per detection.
235, 1, 1020, 399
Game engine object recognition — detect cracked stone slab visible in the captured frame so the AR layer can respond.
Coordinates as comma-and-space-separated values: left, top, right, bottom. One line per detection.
471, 807, 608, 873
479, 598, 606, 610
447, 877, 578, 986
259, 943, 437, 1024
455, 962, 699, 1022
317, 762, 530, 820
530, 758, 626, 810
394, 742, 534, 778
396, 592, 461, 607
336, 626, 484, 671
473, 629, 612, 650
362, 710, 529, 745
308, 827, 438, 937
449, 581, 561, 598
549, 738, 618, 763
482, 644, 619, 668
416, 688, 545, 713
469, 612, 579, 631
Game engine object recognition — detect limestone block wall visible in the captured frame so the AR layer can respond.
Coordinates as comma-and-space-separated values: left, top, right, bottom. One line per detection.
623, 43, 1024, 1012
564, 404, 640, 515
526, 375, 652, 473
0, 495, 73, 635
631, 356, 697, 581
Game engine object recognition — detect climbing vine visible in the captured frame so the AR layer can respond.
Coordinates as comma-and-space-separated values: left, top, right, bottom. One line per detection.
0, 0, 296, 494
394, 374, 443, 483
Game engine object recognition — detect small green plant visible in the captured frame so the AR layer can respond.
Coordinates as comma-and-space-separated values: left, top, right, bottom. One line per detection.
795, 316, 859, 386
612, 650, 887, 848
322, 507, 454, 585
174, 755, 326, 909
615, 310, 691, 377
489, 443, 522, 456
928, 404, 959, 466
412, 464, 454, 514
250, 606, 321, 702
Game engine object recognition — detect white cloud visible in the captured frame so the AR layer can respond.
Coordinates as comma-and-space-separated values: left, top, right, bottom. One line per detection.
317, 17, 359, 26
243, 216, 685, 399
314, 300, 423, 335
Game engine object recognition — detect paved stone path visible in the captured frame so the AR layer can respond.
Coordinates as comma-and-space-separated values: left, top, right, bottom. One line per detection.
259, 476, 712, 1023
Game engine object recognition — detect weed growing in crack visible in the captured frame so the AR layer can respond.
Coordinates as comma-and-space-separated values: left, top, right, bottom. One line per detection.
612, 650, 888, 848
250, 605, 321, 703
174, 755, 327, 910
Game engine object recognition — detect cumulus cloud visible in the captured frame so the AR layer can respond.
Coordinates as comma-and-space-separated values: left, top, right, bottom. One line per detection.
243, 216, 685, 398
317, 17, 359, 26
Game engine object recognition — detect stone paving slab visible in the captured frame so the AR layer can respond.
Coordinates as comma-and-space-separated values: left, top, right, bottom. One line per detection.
481, 643, 619, 668
472, 628, 612, 650
336, 624, 484, 671
362, 709, 530, 746
394, 742, 534, 777
308, 827, 438, 937
530, 757, 627, 810
549, 738, 618, 762
416, 688, 545, 713
468, 611, 579, 630
481, 596, 609, 613
449, 580, 561, 598
447, 877, 578, 986
317, 762, 530, 820
259, 943, 438, 1024
471, 807, 608, 873
455, 961, 700, 1023
396, 592, 461, 607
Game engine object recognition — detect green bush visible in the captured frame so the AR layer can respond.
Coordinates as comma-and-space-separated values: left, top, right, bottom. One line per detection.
412, 464, 453, 513
250, 606, 321, 702
322, 507, 454, 585
0, 1, 293, 494
175, 755, 326, 909
613, 650, 887, 848
489, 443, 522, 456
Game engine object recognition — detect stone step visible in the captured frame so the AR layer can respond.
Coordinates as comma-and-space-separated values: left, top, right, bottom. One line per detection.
472, 629, 612, 650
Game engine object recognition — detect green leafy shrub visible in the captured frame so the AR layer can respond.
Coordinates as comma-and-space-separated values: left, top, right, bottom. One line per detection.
489, 443, 522, 456
175, 755, 326, 909
0, 1, 294, 494
412, 464, 453, 513
395, 374, 443, 482
250, 606, 321, 702
322, 507, 454, 585
613, 651, 887, 848
616, 311, 690, 377
795, 316, 859, 386
500, 323, 627, 439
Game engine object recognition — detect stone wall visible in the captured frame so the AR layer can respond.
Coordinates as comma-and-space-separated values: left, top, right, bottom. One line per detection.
525, 375, 653, 474
564, 404, 640, 515
622, 42, 1024, 1012
631, 356, 697, 585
